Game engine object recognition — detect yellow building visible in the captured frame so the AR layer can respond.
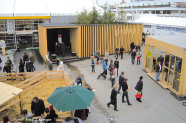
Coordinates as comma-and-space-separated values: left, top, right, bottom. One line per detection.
38, 23, 143, 61
144, 36, 186, 97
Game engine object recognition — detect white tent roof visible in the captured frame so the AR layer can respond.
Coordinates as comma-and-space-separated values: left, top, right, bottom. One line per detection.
134, 16, 186, 28
0, 82, 22, 106
0, 0, 15, 17
0, 0, 103, 17
14, 0, 50, 16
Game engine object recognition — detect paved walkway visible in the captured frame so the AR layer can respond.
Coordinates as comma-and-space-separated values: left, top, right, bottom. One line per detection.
71, 52, 186, 123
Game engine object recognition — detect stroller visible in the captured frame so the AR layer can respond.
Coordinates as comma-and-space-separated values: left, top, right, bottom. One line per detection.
26, 60, 35, 72
97, 69, 107, 80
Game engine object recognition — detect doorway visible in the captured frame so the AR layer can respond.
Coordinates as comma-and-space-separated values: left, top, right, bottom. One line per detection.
17, 35, 33, 49
47, 28, 71, 56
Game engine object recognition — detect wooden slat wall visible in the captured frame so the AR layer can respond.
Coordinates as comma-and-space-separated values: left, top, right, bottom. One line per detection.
38, 25, 47, 62
80, 24, 143, 58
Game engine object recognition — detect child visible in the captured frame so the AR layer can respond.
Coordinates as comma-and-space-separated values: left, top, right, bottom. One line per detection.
136, 50, 142, 65
91, 59, 95, 73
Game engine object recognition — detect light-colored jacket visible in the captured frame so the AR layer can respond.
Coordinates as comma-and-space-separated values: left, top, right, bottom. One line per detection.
136, 52, 141, 57
104, 52, 109, 59
57, 61, 64, 71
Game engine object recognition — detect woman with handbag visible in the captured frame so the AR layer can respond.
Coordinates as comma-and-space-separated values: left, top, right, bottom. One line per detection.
135, 76, 143, 102
136, 49, 142, 65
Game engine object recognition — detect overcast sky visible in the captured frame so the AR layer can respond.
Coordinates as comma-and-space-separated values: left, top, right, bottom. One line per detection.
92, 0, 130, 6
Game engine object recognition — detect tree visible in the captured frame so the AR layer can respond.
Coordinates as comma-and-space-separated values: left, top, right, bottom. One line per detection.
75, 9, 90, 24
115, 9, 127, 23
101, 10, 115, 24
88, 7, 101, 24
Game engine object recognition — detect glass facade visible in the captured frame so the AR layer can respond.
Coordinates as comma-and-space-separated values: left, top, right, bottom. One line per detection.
145, 45, 182, 92
0, 19, 49, 49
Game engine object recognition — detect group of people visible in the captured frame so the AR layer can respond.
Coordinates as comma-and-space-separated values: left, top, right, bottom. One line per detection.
1, 52, 35, 74
90, 44, 144, 111
130, 42, 142, 65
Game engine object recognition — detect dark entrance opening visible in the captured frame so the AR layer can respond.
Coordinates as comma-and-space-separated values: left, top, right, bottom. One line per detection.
17, 35, 32, 49
47, 28, 71, 56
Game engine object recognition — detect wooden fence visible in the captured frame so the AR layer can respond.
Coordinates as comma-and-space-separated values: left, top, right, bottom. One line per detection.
0, 70, 72, 113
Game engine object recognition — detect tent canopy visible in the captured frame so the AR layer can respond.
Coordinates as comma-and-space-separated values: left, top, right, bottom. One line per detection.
0, 0, 103, 17
0, 82, 22, 106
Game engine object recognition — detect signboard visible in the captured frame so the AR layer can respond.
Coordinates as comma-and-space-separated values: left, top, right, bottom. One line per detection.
0, 41, 6, 48
147, 50, 152, 58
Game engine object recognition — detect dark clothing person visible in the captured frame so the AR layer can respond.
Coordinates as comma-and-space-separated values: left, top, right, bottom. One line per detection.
129, 42, 135, 54
107, 89, 118, 111
57, 43, 62, 56
120, 48, 124, 59
114, 61, 119, 76
19, 62, 24, 73
91, 60, 95, 73
97, 69, 107, 80
121, 82, 131, 105
23, 54, 29, 65
31, 99, 45, 116
131, 51, 136, 64
74, 109, 89, 120
61, 43, 65, 57
135, 79, 143, 102
118, 74, 125, 93
3, 65, 11, 73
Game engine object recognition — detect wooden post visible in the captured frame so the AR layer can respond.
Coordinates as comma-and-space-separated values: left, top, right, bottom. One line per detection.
19, 93, 23, 114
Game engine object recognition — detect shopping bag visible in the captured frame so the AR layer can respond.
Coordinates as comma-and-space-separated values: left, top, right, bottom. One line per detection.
135, 92, 142, 98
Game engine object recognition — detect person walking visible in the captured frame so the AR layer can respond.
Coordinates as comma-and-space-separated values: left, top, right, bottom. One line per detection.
121, 78, 132, 105
135, 76, 143, 102
155, 61, 161, 81
129, 42, 135, 54
117, 72, 125, 94
136, 50, 142, 65
31, 97, 45, 116
23, 53, 29, 65
114, 57, 119, 76
120, 46, 125, 59
115, 47, 119, 58
29, 52, 35, 64
91, 59, 95, 73
107, 84, 118, 111
19, 59, 24, 73
108, 60, 114, 80
131, 49, 136, 64
97, 59, 107, 79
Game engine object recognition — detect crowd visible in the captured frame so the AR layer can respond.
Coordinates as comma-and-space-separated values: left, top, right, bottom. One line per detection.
0, 52, 36, 74
91, 42, 144, 111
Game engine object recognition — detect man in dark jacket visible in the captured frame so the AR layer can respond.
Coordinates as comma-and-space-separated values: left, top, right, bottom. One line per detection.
23, 53, 29, 65
31, 97, 45, 116
131, 49, 136, 64
7, 57, 12, 66
121, 78, 132, 105
129, 42, 135, 54
114, 58, 119, 76
115, 48, 119, 58
120, 47, 125, 59
135, 76, 143, 102
107, 85, 118, 111
3, 63, 11, 73
117, 72, 125, 93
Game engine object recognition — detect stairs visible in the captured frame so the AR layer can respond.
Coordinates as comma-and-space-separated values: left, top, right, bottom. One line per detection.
51, 54, 80, 63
